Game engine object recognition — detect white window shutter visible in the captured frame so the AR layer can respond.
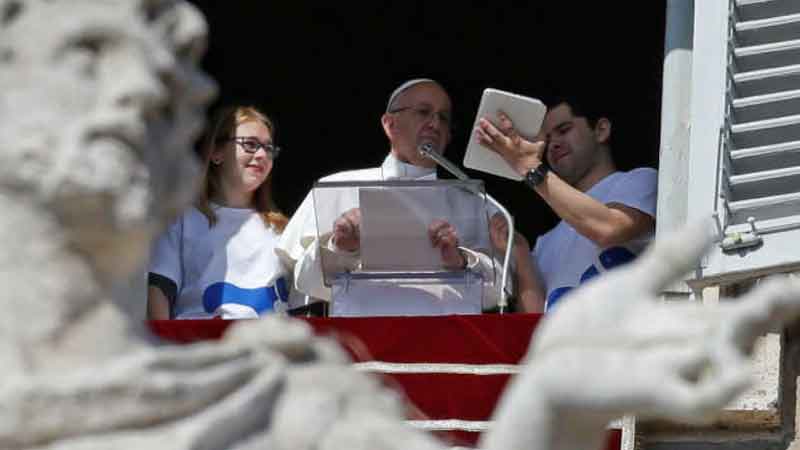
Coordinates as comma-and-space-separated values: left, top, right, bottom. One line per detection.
677, 0, 800, 284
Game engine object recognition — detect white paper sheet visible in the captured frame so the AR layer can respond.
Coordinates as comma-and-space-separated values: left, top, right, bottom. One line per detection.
359, 187, 448, 271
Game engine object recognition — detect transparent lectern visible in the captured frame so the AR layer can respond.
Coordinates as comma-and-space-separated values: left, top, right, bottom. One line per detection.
312, 179, 498, 317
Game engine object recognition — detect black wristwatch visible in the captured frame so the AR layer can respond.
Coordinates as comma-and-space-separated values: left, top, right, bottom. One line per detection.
523, 161, 550, 189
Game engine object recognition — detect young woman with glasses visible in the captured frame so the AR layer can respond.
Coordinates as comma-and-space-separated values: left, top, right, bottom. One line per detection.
147, 105, 296, 319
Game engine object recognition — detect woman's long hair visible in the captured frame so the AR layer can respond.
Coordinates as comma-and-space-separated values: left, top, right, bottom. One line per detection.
196, 105, 288, 232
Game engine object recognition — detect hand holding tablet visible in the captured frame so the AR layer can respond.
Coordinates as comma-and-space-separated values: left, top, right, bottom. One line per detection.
464, 88, 547, 180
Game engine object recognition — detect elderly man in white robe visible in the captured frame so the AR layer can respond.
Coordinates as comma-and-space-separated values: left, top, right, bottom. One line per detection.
277, 79, 503, 316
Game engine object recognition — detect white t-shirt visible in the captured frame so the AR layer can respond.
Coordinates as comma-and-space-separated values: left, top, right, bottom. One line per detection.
149, 205, 291, 319
533, 168, 657, 312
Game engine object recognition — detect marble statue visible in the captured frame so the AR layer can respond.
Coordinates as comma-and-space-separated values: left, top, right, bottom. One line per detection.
0, 0, 216, 373
0, 1, 441, 449
2, 1, 800, 450
482, 220, 800, 450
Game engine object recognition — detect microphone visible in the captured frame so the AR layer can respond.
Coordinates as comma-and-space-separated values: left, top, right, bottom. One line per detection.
417, 142, 515, 314
418, 142, 471, 180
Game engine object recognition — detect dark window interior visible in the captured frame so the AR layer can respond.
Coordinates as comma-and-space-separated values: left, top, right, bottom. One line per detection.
189, 2, 666, 240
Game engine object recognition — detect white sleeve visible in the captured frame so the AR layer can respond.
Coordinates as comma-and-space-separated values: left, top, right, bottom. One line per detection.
292, 232, 362, 302
606, 168, 658, 218
458, 246, 510, 311
282, 270, 309, 309
276, 192, 316, 264
276, 190, 360, 302
148, 219, 183, 291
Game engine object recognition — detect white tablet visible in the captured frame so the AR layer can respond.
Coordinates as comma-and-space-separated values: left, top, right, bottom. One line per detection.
463, 88, 547, 181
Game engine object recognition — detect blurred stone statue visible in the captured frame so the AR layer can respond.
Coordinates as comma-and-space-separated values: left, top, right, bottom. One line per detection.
482, 221, 800, 450
0, 0, 215, 372
0, 1, 441, 449
2, 1, 800, 450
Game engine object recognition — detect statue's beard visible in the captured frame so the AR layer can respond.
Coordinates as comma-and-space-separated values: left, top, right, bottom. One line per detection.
1, 106, 203, 287
48, 189, 153, 285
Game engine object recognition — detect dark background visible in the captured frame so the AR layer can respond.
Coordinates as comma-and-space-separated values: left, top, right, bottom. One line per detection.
189, 2, 666, 240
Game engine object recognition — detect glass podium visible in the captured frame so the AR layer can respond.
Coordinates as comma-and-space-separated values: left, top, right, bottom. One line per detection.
312, 179, 497, 316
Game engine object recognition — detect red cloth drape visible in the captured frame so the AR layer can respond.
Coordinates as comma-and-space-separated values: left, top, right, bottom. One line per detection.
149, 314, 621, 448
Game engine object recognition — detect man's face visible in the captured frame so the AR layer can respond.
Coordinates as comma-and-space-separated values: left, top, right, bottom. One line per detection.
382, 83, 452, 168
539, 103, 606, 186
0, 0, 216, 281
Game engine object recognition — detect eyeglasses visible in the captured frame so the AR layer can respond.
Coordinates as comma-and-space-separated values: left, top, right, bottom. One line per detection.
389, 105, 452, 128
229, 137, 281, 158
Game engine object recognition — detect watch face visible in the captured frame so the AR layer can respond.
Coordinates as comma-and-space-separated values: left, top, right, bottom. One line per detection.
524, 169, 541, 189
524, 164, 548, 188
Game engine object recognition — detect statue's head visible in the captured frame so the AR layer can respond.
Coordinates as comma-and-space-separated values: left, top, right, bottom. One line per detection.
0, 0, 217, 285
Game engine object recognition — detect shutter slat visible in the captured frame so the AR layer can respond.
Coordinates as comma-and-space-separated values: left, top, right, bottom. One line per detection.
730, 139, 800, 173
735, 38, 800, 57
733, 64, 800, 97
734, 39, 800, 72
730, 114, 800, 148
732, 113, 800, 132
728, 192, 800, 223
735, 13, 800, 46
737, 12, 800, 31
732, 88, 800, 122
736, 0, 800, 22
729, 191, 800, 212
735, 63, 800, 82
731, 139, 800, 158
730, 165, 800, 184
729, 165, 800, 201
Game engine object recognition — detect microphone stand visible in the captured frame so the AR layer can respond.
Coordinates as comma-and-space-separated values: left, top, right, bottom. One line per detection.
418, 143, 514, 314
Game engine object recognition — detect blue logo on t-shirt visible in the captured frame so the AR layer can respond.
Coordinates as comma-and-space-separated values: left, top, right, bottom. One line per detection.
202, 277, 289, 316
545, 247, 636, 311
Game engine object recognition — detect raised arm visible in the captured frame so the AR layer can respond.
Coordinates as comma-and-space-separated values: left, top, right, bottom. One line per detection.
476, 113, 654, 248
533, 175, 654, 248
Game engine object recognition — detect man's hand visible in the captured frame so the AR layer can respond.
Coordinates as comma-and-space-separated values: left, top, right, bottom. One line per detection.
332, 208, 362, 252
489, 213, 531, 257
475, 111, 547, 176
488, 213, 545, 313
428, 219, 466, 270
